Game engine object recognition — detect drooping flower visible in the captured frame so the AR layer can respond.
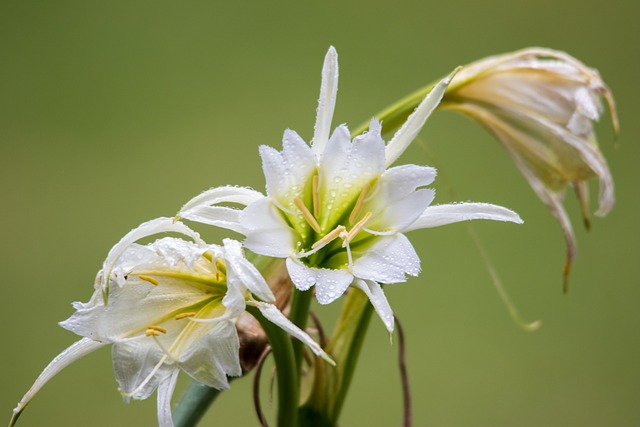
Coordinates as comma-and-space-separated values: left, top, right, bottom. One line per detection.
440, 47, 618, 287
178, 47, 523, 333
10, 218, 330, 427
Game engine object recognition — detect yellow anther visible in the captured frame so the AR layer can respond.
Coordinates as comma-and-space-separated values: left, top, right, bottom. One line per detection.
311, 225, 346, 249
138, 274, 159, 286
349, 183, 371, 225
343, 212, 373, 246
147, 325, 167, 334
145, 329, 160, 337
175, 312, 197, 320
312, 175, 321, 219
294, 197, 321, 233
202, 251, 213, 261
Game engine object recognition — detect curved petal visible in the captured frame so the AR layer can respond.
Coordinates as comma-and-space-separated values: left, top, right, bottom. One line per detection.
9, 338, 105, 427
405, 202, 523, 231
223, 238, 275, 303
365, 164, 437, 231
157, 369, 179, 427
241, 198, 297, 258
178, 186, 264, 234
352, 233, 420, 283
253, 302, 334, 365
101, 218, 205, 296
311, 46, 339, 158
353, 279, 394, 334
286, 257, 353, 304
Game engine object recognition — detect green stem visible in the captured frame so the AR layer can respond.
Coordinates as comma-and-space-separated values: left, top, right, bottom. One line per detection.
289, 288, 313, 372
246, 305, 299, 427
173, 381, 223, 427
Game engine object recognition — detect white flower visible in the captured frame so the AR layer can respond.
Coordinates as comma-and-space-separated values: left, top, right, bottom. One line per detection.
178, 47, 523, 333
441, 47, 617, 285
10, 218, 330, 427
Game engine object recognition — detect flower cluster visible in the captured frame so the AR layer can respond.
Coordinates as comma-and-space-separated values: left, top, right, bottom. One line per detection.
11, 45, 614, 427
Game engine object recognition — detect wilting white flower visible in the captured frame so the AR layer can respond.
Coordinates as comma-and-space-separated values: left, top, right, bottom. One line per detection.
178, 47, 523, 333
10, 218, 330, 427
441, 47, 618, 285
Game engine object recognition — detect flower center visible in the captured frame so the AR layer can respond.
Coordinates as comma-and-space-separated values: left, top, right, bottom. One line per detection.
292, 176, 376, 268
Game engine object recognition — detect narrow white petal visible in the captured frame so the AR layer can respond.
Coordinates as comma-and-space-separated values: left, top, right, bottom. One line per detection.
311, 46, 339, 158
254, 302, 335, 366
385, 68, 459, 167
10, 338, 105, 427
353, 279, 395, 334
178, 186, 264, 232
406, 202, 523, 231
157, 369, 179, 427
352, 233, 421, 283
223, 239, 275, 303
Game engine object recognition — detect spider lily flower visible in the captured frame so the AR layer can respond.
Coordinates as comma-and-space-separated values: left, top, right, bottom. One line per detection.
178, 47, 523, 333
440, 47, 618, 286
10, 218, 330, 427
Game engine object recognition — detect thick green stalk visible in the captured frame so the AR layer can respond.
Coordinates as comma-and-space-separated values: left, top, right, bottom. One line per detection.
173, 382, 223, 427
298, 288, 372, 426
246, 305, 299, 427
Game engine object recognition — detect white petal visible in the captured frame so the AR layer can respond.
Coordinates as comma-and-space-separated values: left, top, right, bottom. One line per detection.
10, 338, 105, 427
223, 238, 275, 303
353, 279, 395, 334
241, 198, 297, 258
352, 233, 420, 283
311, 46, 339, 158
319, 122, 385, 230
286, 258, 353, 304
113, 339, 174, 401
61, 244, 218, 342
406, 202, 523, 231
366, 164, 437, 231
178, 320, 242, 389
101, 218, 204, 294
260, 132, 316, 203
178, 186, 264, 233
157, 369, 179, 427
385, 68, 459, 167
254, 302, 334, 365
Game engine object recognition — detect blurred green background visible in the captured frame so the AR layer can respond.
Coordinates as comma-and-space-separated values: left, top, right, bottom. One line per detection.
2, 0, 638, 426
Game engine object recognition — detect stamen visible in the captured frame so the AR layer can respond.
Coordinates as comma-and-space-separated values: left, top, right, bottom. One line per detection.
294, 197, 321, 233
312, 175, 321, 219
362, 227, 396, 236
138, 274, 159, 286
145, 329, 161, 337
311, 225, 345, 249
147, 325, 167, 336
175, 312, 197, 320
343, 212, 373, 247
349, 183, 371, 225
298, 225, 346, 259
